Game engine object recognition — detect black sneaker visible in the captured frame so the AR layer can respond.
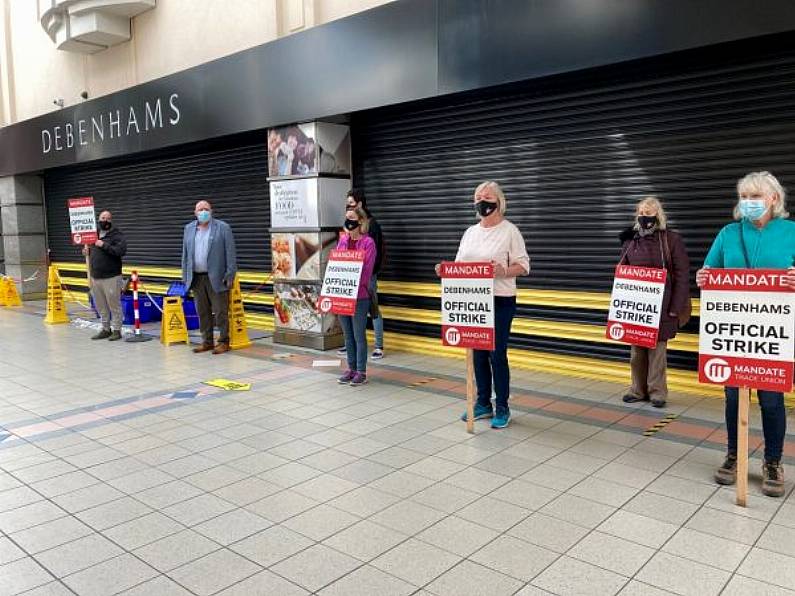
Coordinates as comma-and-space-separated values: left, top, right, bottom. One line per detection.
108, 331, 123, 341
714, 454, 737, 485
91, 329, 112, 340
762, 459, 785, 497
622, 394, 649, 403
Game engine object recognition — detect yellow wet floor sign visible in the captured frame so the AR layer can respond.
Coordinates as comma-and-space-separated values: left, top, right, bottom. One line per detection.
202, 378, 252, 391
0, 278, 7, 306
44, 266, 69, 324
161, 296, 189, 345
228, 274, 252, 350
3, 277, 22, 307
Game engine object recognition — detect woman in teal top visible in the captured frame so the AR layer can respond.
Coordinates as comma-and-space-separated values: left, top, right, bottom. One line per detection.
697, 171, 795, 498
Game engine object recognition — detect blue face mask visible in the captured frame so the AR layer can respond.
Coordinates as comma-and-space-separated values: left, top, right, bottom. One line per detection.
739, 200, 767, 221
197, 210, 211, 224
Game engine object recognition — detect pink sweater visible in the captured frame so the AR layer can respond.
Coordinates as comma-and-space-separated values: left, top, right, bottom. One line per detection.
336, 233, 377, 299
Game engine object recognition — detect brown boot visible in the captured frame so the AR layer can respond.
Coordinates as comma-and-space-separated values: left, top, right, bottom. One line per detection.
212, 343, 230, 355
714, 454, 737, 485
192, 343, 215, 353
762, 459, 785, 498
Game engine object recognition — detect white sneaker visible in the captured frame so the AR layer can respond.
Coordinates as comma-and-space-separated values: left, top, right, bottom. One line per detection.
336, 346, 347, 356
371, 348, 384, 360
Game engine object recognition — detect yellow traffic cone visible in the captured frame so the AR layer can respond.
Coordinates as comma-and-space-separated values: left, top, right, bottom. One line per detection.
228, 274, 251, 350
0, 278, 8, 307
161, 296, 189, 345
44, 266, 69, 324
3, 276, 22, 307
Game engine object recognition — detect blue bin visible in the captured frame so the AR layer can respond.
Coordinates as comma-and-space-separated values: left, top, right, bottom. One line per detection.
121, 295, 158, 325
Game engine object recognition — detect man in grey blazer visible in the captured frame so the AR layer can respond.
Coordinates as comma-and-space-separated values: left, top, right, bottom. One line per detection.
182, 200, 238, 354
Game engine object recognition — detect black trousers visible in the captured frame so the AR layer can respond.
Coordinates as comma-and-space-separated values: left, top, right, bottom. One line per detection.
191, 273, 229, 345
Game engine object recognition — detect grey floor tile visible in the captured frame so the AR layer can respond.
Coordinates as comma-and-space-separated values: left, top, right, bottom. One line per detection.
328, 486, 401, 518
161, 493, 235, 526
75, 496, 152, 531
292, 473, 359, 501
369, 500, 447, 535
568, 531, 654, 577
622, 491, 699, 525
193, 508, 272, 545
508, 513, 589, 553
10, 516, 93, 554
540, 494, 616, 529
474, 453, 538, 478
245, 489, 319, 522
17, 581, 76, 596
663, 527, 750, 572
645, 474, 717, 505
51, 483, 125, 514
0, 556, 52, 595
213, 477, 281, 506
470, 534, 558, 582
404, 457, 467, 481
411, 482, 481, 514
0, 536, 26, 565
270, 544, 361, 592
569, 476, 640, 508
107, 468, 176, 494
531, 555, 628, 596
372, 538, 461, 587
685, 507, 767, 545
721, 575, 795, 596
772, 503, 795, 529
230, 524, 313, 567
367, 470, 436, 498
168, 548, 261, 596
282, 504, 359, 541
259, 462, 323, 488
134, 479, 204, 510
31, 470, 100, 499
491, 479, 559, 511
324, 519, 408, 561
738, 548, 795, 591
416, 515, 499, 558
103, 511, 185, 551
0, 486, 44, 513
456, 495, 531, 532
592, 462, 660, 490
425, 559, 524, 596
35, 532, 123, 577
519, 463, 588, 492
117, 575, 194, 595
318, 564, 416, 596
134, 529, 220, 572
636, 551, 730, 596
215, 569, 309, 595
619, 579, 687, 595
61, 553, 158, 596
597, 510, 679, 549
756, 523, 795, 558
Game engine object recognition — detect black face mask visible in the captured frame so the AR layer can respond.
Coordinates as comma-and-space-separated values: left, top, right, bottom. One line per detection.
344, 219, 360, 231
476, 201, 498, 217
99, 221, 112, 231
638, 216, 658, 230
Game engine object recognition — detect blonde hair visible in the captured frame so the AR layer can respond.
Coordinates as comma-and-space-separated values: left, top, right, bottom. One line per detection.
633, 196, 668, 230
734, 171, 789, 219
346, 207, 369, 234
474, 181, 507, 215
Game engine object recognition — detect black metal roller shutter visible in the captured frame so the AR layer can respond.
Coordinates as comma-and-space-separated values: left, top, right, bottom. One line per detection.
352, 32, 795, 291
44, 132, 271, 273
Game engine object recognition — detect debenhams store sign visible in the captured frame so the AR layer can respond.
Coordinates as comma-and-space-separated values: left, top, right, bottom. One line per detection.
40, 93, 181, 154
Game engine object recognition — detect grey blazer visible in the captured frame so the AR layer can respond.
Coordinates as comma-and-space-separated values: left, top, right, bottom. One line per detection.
181, 218, 238, 293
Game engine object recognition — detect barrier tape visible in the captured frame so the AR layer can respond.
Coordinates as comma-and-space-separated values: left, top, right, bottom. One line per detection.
53, 268, 92, 310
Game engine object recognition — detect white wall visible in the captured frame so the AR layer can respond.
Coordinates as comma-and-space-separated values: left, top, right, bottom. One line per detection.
2, 0, 395, 125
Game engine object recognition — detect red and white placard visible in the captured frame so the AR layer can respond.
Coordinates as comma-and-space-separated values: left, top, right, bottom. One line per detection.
606, 265, 667, 349
68, 197, 97, 245
699, 269, 795, 392
440, 262, 495, 351
319, 249, 365, 316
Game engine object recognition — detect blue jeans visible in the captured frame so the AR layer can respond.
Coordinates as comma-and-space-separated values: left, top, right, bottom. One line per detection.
473, 296, 516, 415
368, 276, 384, 349
340, 298, 370, 373
725, 387, 786, 460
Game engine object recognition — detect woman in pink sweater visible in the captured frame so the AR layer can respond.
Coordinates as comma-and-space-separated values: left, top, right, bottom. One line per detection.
336, 207, 377, 386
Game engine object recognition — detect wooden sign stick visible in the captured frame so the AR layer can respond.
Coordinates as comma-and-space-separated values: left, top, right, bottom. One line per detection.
736, 386, 751, 507
466, 348, 475, 434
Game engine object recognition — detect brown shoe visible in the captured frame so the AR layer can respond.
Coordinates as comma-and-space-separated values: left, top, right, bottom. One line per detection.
192, 343, 215, 353
714, 454, 737, 485
212, 343, 230, 355
762, 459, 785, 498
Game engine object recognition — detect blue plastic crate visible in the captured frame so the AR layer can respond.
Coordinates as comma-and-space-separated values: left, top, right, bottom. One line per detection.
121, 295, 158, 325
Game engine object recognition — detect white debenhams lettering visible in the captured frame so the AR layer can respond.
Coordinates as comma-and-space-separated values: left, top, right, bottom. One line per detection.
92, 115, 105, 142
145, 99, 162, 130
39, 93, 183, 155
78, 120, 87, 146
126, 106, 140, 135
169, 93, 180, 125
41, 130, 52, 153
109, 109, 121, 139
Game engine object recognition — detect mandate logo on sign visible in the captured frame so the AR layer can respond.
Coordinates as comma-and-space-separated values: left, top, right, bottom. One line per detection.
440, 262, 495, 351
319, 250, 365, 316
698, 269, 795, 392
606, 265, 667, 348
67, 197, 97, 245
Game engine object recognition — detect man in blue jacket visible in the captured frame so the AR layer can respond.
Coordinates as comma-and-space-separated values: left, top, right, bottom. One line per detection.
181, 200, 237, 354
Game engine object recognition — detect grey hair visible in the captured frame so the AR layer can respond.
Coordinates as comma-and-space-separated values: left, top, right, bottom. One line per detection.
734, 171, 789, 219
633, 196, 668, 230
473, 181, 507, 215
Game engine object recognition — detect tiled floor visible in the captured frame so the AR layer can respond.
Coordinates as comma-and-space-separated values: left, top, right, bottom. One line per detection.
1, 306, 794, 595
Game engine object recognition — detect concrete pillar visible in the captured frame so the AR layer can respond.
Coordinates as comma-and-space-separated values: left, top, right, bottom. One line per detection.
0, 175, 47, 299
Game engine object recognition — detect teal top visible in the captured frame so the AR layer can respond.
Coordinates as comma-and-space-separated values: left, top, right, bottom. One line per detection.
703, 218, 795, 269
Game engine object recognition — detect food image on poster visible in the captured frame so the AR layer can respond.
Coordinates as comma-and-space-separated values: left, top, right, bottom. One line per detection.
273, 283, 340, 334
271, 232, 337, 281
